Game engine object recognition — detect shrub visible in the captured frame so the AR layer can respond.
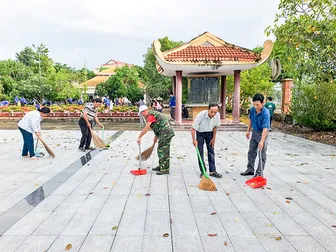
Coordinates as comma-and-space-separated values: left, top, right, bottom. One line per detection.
290, 80, 336, 130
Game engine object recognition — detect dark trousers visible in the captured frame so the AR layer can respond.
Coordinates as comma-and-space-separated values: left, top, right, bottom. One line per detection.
247, 131, 268, 176
196, 131, 216, 173
170, 107, 175, 119
19, 127, 35, 157
79, 117, 92, 148
270, 115, 273, 128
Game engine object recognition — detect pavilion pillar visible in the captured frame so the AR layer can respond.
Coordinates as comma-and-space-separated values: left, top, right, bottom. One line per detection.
175, 71, 183, 125
220, 76, 227, 119
172, 76, 176, 96
281, 78, 293, 114
233, 70, 241, 123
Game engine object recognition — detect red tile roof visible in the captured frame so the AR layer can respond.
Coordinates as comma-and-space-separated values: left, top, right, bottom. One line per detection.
165, 45, 260, 63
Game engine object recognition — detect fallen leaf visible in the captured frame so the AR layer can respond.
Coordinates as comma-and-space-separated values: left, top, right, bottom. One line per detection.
330, 212, 335, 215
296, 181, 301, 183
170, 218, 172, 224
189, 185, 194, 187
65, 244, 72, 250
234, 218, 239, 222
267, 187, 272, 190
211, 212, 217, 215
137, 194, 142, 198
89, 192, 94, 194
266, 223, 273, 227
331, 225, 336, 228
208, 234, 217, 237
226, 193, 230, 196
290, 189, 294, 191
304, 181, 309, 184
273, 211, 279, 215
286, 200, 291, 204
111, 182, 116, 185
285, 197, 293, 200
56, 144, 60, 147
103, 187, 108, 189
112, 226, 118, 230
34, 184, 39, 186
224, 241, 228, 246
163, 233, 169, 237
145, 193, 151, 196
275, 236, 282, 241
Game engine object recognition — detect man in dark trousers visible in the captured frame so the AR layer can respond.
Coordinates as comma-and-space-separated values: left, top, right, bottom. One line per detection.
78, 98, 103, 151
168, 92, 176, 120
191, 103, 222, 178
241, 93, 270, 177
137, 105, 175, 175
265, 96, 276, 130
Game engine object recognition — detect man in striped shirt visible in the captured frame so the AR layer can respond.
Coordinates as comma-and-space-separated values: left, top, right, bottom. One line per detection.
78, 98, 103, 151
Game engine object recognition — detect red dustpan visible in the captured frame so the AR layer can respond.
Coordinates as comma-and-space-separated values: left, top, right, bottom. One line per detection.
245, 150, 267, 188
131, 143, 147, 176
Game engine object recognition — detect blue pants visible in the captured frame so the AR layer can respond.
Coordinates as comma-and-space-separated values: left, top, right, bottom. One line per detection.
19, 127, 35, 157
196, 131, 216, 173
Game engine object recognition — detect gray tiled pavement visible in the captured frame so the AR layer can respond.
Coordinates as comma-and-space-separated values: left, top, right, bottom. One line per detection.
0, 129, 335, 251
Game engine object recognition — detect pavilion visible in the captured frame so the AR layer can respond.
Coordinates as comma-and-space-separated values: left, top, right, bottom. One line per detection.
152, 32, 273, 125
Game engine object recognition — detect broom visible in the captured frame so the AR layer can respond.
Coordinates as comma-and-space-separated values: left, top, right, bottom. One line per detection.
136, 143, 155, 161
89, 127, 106, 148
196, 147, 217, 191
39, 138, 55, 158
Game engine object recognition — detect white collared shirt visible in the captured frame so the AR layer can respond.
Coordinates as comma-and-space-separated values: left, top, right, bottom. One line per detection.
192, 110, 220, 132
18, 110, 42, 133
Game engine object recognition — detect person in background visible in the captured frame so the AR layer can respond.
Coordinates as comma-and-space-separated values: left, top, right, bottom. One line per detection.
191, 103, 222, 178
153, 99, 163, 112
78, 98, 104, 151
137, 105, 175, 175
265, 96, 276, 130
169, 92, 176, 120
139, 98, 146, 128
15, 96, 19, 106
240, 93, 270, 178
18, 107, 51, 160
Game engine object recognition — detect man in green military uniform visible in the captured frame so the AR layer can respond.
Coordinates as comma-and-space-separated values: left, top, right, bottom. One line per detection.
265, 97, 276, 130
137, 105, 175, 175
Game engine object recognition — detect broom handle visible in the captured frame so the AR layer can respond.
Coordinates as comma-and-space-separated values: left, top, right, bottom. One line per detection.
195, 147, 209, 179
259, 149, 263, 177
102, 126, 104, 140
138, 143, 142, 170
35, 138, 39, 152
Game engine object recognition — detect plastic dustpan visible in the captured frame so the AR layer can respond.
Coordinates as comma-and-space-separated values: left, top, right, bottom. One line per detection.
245, 176, 267, 188
245, 149, 267, 189
131, 143, 147, 176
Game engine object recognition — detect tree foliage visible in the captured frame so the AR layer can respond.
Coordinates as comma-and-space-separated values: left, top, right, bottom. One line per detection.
266, 0, 336, 129
143, 37, 184, 100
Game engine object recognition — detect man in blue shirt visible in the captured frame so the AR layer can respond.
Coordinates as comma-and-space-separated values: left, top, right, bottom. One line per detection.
169, 92, 176, 120
241, 93, 270, 177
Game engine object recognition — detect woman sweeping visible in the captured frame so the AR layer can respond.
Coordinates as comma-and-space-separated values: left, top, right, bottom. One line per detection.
18, 107, 50, 160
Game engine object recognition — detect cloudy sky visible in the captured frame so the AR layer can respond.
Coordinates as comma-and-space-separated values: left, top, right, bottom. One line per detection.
0, 0, 280, 69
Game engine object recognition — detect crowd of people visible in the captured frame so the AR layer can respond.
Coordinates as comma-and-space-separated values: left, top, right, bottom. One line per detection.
16, 92, 276, 181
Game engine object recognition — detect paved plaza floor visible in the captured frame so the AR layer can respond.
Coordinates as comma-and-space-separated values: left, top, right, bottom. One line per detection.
0, 129, 335, 252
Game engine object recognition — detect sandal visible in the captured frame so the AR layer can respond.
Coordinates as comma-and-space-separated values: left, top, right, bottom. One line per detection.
210, 172, 222, 178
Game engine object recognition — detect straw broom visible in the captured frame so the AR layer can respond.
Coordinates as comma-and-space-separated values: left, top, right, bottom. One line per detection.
89, 128, 106, 148
136, 143, 155, 161
39, 138, 55, 158
196, 147, 217, 191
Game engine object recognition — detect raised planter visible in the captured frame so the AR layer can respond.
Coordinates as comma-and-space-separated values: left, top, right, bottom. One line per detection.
0, 112, 10, 117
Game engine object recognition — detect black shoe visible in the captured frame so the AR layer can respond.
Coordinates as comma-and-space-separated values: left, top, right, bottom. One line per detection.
78, 147, 86, 152
85, 147, 96, 150
152, 167, 160, 171
240, 171, 254, 176
156, 170, 169, 175
210, 171, 222, 178
253, 174, 262, 178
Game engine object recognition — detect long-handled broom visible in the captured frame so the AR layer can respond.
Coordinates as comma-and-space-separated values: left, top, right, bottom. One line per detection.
89, 127, 106, 148
196, 147, 217, 191
39, 138, 55, 158
136, 142, 156, 161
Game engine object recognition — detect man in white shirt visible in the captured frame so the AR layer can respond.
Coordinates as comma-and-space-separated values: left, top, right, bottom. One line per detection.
191, 103, 222, 178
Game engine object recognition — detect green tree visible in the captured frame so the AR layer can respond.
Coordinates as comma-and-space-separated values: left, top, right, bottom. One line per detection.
143, 37, 183, 100
266, 0, 336, 129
